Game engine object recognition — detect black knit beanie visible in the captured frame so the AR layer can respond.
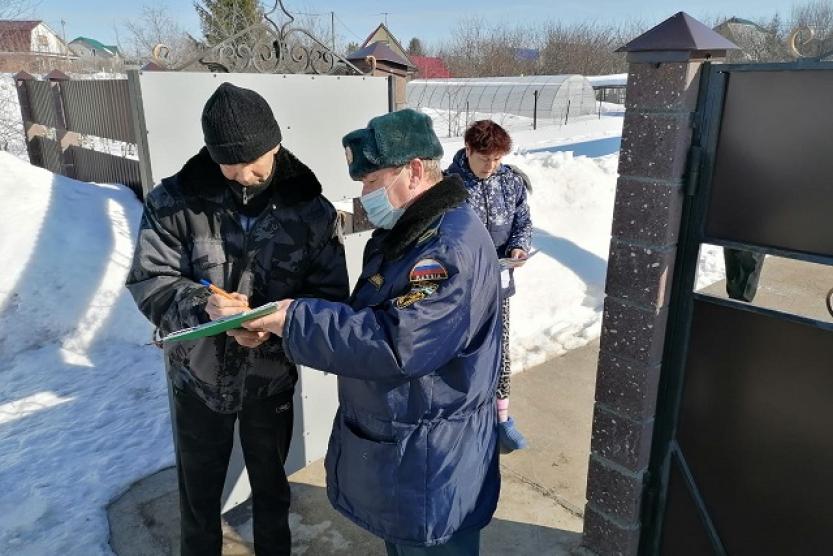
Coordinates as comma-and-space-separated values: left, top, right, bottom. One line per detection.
201, 82, 283, 164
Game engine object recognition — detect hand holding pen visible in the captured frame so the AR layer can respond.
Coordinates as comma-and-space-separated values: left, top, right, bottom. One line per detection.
200, 280, 271, 348
201, 279, 250, 320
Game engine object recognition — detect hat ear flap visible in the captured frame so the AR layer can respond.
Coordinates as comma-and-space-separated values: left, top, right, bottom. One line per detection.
342, 129, 377, 180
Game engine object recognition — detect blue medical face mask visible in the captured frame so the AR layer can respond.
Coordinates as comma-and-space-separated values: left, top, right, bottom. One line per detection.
360, 167, 408, 230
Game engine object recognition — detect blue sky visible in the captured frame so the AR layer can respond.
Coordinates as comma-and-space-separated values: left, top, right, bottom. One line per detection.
34, 0, 800, 50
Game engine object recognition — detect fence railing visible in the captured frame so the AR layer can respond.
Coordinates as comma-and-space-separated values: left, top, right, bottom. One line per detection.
14, 69, 147, 198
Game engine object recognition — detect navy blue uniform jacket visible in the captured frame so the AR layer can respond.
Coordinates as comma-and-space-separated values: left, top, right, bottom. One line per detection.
282, 176, 502, 546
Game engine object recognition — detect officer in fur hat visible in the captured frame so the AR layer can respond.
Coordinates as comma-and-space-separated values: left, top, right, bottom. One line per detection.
243, 109, 502, 555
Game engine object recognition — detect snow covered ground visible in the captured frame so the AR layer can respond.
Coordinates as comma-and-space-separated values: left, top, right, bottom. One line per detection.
0, 107, 724, 553
0, 154, 171, 554
0, 74, 26, 159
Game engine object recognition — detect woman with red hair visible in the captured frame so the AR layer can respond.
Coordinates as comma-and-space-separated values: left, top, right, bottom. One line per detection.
446, 120, 532, 453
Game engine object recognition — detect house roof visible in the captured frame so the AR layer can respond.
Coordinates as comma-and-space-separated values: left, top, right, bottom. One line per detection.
0, 20, 43, 52
723, 17, 758, 27
361, 22, 414, 66
0, 20, 41, 32
411, 55, 451, 78
715, 17, 771, 36
70, 36, 119, 55
347, 41, 415, 68
618, 11, 739, 53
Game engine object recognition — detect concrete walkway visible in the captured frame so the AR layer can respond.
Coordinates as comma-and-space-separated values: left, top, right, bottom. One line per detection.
108, 341, 601, 555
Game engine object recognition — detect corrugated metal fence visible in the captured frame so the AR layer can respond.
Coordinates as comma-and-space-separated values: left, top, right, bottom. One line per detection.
15, 71, 145, 198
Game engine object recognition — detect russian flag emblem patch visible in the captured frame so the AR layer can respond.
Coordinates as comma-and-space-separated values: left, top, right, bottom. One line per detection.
409, 258, 448, 282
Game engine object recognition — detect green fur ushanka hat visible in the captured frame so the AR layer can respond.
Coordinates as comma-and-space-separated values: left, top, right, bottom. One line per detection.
342, 109, 444, 180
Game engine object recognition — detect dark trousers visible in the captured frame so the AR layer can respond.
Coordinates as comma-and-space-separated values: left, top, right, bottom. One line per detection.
172, 385, 294, 556
385, 528, 481, 556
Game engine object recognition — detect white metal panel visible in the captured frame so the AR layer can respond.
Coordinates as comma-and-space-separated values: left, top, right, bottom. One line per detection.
138, 71, 388, 203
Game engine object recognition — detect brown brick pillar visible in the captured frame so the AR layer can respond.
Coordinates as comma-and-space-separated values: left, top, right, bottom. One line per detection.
580, 12, 735, 555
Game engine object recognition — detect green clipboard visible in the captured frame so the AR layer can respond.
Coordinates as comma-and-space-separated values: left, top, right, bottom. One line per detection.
161, 301, 280, 344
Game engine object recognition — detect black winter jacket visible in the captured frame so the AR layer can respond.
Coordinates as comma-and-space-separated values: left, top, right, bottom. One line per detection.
126, 147, 349, 413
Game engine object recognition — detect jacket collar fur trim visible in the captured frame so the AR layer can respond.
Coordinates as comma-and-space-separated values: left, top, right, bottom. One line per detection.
176, 146, 322, 207
380, 175, 468, 260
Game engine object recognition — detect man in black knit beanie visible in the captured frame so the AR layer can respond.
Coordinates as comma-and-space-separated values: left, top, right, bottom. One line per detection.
126, 82, 349, 556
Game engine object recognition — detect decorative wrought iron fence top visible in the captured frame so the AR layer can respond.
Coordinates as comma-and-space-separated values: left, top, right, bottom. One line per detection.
788, 25, 833, 61
153, 0, 364, 75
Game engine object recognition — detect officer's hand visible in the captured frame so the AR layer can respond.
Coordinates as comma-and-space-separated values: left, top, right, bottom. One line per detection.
509, 248, 528, 267
243, 299, 294, 337
227, 328, 271, 348
206, 292, 249, 321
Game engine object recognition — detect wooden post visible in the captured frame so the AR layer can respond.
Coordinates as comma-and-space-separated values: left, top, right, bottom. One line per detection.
45, 69, 80, 179
13, 70, 45, 167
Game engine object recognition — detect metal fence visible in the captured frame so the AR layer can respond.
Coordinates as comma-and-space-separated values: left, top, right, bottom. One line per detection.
14, 71, 145, 197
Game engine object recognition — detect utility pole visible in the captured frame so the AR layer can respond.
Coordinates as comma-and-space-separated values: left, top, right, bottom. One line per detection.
380, 12, 390, 27
60, 19, 68, 61
331, 11, 335, 51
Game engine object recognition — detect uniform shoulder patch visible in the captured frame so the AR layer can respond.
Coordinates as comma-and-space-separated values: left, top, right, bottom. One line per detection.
394, 282, 439, 309
409, 258, 448, 282
369, 273, 385, 288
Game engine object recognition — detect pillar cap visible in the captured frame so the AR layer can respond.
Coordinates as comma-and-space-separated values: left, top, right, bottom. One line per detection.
617, 12, 738, 56
45, 69, 70, 81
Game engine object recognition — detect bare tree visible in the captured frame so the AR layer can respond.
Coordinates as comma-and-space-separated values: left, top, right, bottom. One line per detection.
121, 4, 197, 66
439, 17, 539, 78
438, 17, 649, 78
0, 0, 39, 157
538, 20, 647, 75
0, 0, 34, 19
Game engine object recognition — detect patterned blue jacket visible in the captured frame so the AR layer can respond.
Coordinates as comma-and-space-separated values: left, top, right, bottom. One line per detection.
446, 148, 532, 297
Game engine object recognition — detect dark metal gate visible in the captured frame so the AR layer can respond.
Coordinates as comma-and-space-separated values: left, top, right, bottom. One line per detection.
641, 61, 833, 555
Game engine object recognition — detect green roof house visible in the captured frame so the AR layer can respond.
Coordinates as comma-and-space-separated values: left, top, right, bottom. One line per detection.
69, 36, 120, 59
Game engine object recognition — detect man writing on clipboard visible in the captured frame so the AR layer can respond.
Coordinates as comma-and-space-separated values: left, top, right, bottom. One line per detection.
126, 83, 349, 556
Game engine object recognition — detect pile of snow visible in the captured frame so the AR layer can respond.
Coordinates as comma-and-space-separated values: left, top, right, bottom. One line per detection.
436, 116, 620, 369
0, 74, 26, 159
436, 114, 722, 371
507, 151, 619, 368
0, 153, 170, 554
695, 244, 727, 290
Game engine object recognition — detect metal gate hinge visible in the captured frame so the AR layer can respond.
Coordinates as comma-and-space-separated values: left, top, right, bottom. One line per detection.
685, 146, 703, 196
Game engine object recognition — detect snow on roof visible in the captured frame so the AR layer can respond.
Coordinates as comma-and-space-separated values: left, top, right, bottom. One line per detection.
586, 74, 628, 87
